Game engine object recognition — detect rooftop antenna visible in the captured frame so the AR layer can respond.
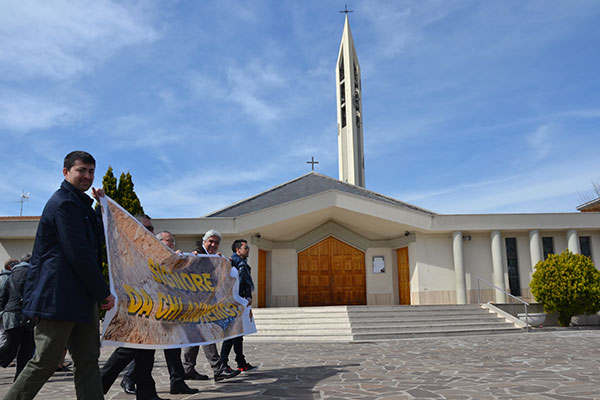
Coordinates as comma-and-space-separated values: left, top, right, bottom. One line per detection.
18, 190, 29, 216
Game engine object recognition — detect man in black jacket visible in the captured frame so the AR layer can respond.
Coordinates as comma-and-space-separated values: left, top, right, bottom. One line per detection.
0, 257, 35, 380
218, 239, 257, 372
4, 151, 115, 400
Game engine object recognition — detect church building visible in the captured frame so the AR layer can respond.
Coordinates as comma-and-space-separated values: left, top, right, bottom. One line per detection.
1, 16, 599, 309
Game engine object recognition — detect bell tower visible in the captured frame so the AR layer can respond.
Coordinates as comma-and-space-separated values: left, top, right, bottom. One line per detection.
336, 13, 365, 187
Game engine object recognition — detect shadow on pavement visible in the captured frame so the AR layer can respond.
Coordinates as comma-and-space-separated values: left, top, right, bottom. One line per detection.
171, 364, 360, 399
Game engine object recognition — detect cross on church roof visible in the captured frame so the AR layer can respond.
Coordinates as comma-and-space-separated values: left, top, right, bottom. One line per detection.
306, 156, 319, 171
339, 4, 353, 15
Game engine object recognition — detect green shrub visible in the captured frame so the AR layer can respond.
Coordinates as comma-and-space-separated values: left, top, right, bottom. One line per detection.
530, 250, 600, 326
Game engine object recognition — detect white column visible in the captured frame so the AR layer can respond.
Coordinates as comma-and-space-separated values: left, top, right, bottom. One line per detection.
452, 231, 467, 304
490, 230, 506, 303
567, 229, 580, 254
529, 230, 542, 271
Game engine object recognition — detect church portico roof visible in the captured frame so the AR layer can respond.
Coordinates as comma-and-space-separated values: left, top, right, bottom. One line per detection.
205, 172, 436, 218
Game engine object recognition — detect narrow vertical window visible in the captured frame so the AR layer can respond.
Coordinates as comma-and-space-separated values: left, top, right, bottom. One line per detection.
339, 58, 344, 81
505, 238, 521, 296
341, 105, 346, 127
542, 237, 554, 260
579, 236, 592, 259
340, 82, 345, 105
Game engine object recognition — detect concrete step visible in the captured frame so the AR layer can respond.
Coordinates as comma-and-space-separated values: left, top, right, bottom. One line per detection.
352, 326, 523, 341
247, 304, 524, 342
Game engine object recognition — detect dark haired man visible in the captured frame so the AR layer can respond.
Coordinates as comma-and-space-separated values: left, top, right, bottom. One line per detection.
0, 256, 35, 380
218, 239, 257, 372
4, 150, 115, 400
0, 259, 17, 291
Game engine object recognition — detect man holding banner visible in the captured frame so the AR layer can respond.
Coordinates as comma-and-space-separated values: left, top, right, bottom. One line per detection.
4, 151, 115, 400
119, 230, 201, 395
183, 230, 241, 382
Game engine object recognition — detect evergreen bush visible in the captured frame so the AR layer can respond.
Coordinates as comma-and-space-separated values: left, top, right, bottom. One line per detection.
530, 250, 600, 326
97, 166, 144, 318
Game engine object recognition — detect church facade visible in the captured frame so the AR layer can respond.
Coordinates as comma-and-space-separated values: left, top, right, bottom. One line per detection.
1, 16, 599, 309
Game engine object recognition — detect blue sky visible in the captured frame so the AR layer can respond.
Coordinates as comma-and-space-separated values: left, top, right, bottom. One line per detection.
1, 0, 599, 218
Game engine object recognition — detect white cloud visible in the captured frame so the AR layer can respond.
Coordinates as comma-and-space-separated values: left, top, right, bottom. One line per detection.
0, 0, 157, 82
526, 124, 554, 160
557, 109, 600, 120
188, 58, 287, 125
0, 90, 81, 133
0, 0, 158, 136
397, 155, 598, 214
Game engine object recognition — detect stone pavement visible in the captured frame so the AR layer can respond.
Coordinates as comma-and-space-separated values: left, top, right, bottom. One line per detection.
1, 329, 599, 399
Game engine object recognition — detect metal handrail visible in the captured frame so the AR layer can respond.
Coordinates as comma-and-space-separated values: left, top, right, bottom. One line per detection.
474, 275, 530, 332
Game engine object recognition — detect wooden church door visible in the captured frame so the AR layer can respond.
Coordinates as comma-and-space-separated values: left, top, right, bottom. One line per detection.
397, 247, 411, 305
298, 237, 366, 306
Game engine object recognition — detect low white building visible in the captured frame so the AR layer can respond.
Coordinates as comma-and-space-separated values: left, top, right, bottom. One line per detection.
2, 172, 599, 309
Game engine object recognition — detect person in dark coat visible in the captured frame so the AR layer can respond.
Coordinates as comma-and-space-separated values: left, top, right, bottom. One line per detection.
0, 258, 35, 380
3, 151, 115, 400
218, 239, 257, 372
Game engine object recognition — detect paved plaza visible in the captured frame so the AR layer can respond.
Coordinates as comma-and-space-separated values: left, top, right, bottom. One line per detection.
1, 329, 599, 399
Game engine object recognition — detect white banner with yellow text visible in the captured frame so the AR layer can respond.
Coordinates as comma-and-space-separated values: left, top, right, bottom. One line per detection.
100, 196, 256, 349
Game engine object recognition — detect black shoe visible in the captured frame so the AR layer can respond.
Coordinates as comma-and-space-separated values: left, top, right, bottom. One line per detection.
237, 363, 258, 372
214, 367, 241, 382
184, 370, 210, 380
120, 380, 136, 395
170, 382, 199, 394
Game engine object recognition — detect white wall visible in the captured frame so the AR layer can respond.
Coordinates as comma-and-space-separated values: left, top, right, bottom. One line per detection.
415, 235, 455, 291
270, 249, 297, 306
463, 234, 493, 285
0, 239, 35, 266
412, 234, 455, 304
365, 247, 394, 304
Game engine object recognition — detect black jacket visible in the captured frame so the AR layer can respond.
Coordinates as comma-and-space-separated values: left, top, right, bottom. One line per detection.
231, 253, 254, 300
23, 180, 110, 322
0, 262, 29, 313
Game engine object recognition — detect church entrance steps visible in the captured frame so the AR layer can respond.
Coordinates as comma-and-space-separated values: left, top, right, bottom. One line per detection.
246, 304, 524, 342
